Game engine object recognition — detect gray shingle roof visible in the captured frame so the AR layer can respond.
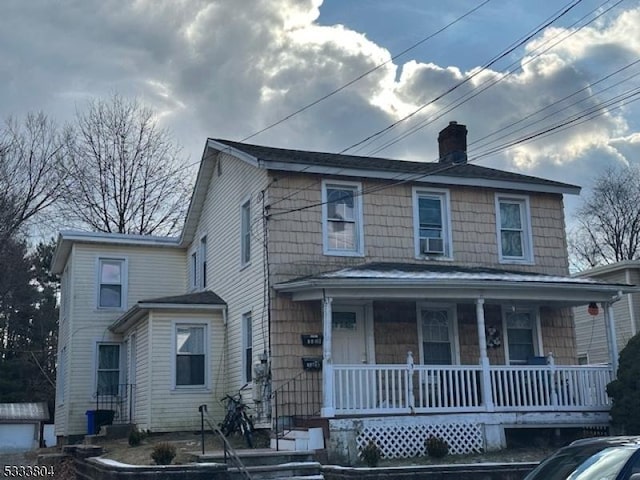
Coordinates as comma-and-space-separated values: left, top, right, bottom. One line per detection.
211, 139, 579, 191
139, 291, 226, 305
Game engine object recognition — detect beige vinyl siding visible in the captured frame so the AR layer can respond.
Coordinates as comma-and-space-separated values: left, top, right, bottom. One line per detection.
130, 317, 150, 430
189, 153, 268, 400
147, 311, 225, 432
55, 258, 73, 437
628, 269, 640, 338
62, 243, 186, 436
266, 175, 570, 285
574, 269, 633, 365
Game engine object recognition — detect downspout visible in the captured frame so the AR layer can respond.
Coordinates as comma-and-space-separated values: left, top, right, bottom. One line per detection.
625, 270, 636, 337
604, 291, 624, 376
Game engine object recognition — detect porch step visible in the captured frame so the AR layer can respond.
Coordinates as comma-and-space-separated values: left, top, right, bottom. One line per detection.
83, 424, 133, 444
191, 448, 316, 466
271, 427, 325, 451
228, 461, 322, 480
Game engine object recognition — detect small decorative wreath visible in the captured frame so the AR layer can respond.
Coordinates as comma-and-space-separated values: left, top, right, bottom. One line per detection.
486, 326, 501, 348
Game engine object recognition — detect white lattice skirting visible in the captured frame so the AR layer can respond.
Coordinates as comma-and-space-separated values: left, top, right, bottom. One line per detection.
356, 418, 484, 458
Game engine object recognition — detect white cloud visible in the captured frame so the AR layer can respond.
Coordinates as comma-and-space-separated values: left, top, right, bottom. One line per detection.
1, 0, 639, 208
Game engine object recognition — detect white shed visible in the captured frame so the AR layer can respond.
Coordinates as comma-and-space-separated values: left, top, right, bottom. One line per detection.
0, 403, 50, 453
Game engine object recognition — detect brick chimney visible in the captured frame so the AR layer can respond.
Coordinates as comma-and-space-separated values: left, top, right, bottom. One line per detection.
438, 121, 467, 164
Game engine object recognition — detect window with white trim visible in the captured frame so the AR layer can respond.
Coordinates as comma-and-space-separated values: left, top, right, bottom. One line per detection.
419, 308, 454, 365
413, 188, 451, 258
57, 346, 67, 404
98, 259, 126, 309
504, 311, 538, 365
190, 251, 198, 289
243, 312, 253, 383
96, 343, 121, 396
322, 181, 364, 255
496, 195, 533, 262
175, 324, 206, 387
200, 236, 207, 288
241, 200, 251, 265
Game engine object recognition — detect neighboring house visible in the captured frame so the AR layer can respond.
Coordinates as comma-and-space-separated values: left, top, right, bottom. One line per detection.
0, 402, 49, 452
573, 261, 640, 365
52, 121, 635, 462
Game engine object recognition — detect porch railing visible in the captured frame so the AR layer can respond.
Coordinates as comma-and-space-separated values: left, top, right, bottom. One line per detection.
332, 359, 613, 416
272, 369, 322, 450
95, 383, 135, 424
490, 365, 613, 411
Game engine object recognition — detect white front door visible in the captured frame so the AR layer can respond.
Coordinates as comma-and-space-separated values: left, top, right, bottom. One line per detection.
331, 305, 375, 410
332, 306, 367, 364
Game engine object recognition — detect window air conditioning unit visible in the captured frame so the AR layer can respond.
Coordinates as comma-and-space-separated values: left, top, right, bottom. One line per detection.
421, 237, 445, 255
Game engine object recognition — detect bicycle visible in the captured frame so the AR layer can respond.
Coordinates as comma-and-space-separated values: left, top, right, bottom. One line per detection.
219, 383, 254, 448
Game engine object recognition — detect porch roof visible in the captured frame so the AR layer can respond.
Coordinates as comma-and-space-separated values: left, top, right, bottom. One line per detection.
110, 291, 226, 333
274, 262, 637, 305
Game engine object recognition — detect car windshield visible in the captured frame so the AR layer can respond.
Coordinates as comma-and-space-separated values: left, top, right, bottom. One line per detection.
524, 445, 638, 480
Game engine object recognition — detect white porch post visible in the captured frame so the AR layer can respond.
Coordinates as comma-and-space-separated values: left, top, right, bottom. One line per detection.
322, 296, 335, 417
604, 302, 619, 376
476, 298, 494, 412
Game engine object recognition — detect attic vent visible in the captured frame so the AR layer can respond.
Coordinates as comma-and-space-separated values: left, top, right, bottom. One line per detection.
420, 237, 445, 255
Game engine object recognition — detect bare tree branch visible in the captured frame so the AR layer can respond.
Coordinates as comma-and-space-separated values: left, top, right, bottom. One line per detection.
0, 113, 68, 242
569, 165, 640, 268
61, 94, 192, 235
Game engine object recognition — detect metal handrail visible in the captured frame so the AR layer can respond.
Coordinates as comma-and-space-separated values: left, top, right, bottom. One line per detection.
271, 370, 322, 451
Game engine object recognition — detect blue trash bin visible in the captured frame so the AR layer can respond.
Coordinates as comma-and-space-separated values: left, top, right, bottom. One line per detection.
86, 410, 96, 435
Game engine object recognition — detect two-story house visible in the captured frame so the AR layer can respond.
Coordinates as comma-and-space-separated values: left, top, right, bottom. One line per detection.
573, 261, 640, 365
52, 122, 633, 462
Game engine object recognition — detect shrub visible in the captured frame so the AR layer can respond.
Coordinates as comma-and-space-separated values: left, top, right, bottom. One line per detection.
151, 442, 176, 465
425, 435, 449, 458
128, 427, 146, 446
360, 439, 382, 467
607, 333, 640, 434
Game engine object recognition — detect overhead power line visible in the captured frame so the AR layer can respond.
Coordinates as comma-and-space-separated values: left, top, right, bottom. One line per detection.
364, 0, 626, 157
337, 0, 586, 156
240, 0, 492, 143
267, 85, 640, 219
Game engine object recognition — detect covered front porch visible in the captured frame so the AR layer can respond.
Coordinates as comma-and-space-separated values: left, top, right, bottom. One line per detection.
273, 263, 632, 455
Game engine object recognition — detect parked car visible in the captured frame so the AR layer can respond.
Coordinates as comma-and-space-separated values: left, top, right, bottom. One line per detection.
524, 437, 640, 480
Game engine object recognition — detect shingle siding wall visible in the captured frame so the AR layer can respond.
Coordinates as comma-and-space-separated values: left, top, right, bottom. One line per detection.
266, 175, 569, 284
59, 243, 185, 436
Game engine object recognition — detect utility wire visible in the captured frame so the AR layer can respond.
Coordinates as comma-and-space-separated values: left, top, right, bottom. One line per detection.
239, 0, 492, 143
268, 0, 607, 210
267, 85, 639, 219
365, 0, 625, 157
337, 0, 585, 155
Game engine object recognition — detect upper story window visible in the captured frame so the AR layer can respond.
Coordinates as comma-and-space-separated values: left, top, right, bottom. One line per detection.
200, 236, 207, 288
413, 188, 451, 258
322, 180, 364, 256
190, 251, 198, 289
241, 199, 251, 266
98, 258, 126, 309
495, 194, 533, 263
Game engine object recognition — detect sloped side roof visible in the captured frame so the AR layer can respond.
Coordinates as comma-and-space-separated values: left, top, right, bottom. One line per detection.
0, 403, 49, 422
277, 262, 617, 286
137, 291, 226, 305
211, 138, 579, 192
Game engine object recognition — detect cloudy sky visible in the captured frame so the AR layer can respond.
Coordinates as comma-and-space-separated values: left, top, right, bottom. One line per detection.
2, 0, 640, 229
